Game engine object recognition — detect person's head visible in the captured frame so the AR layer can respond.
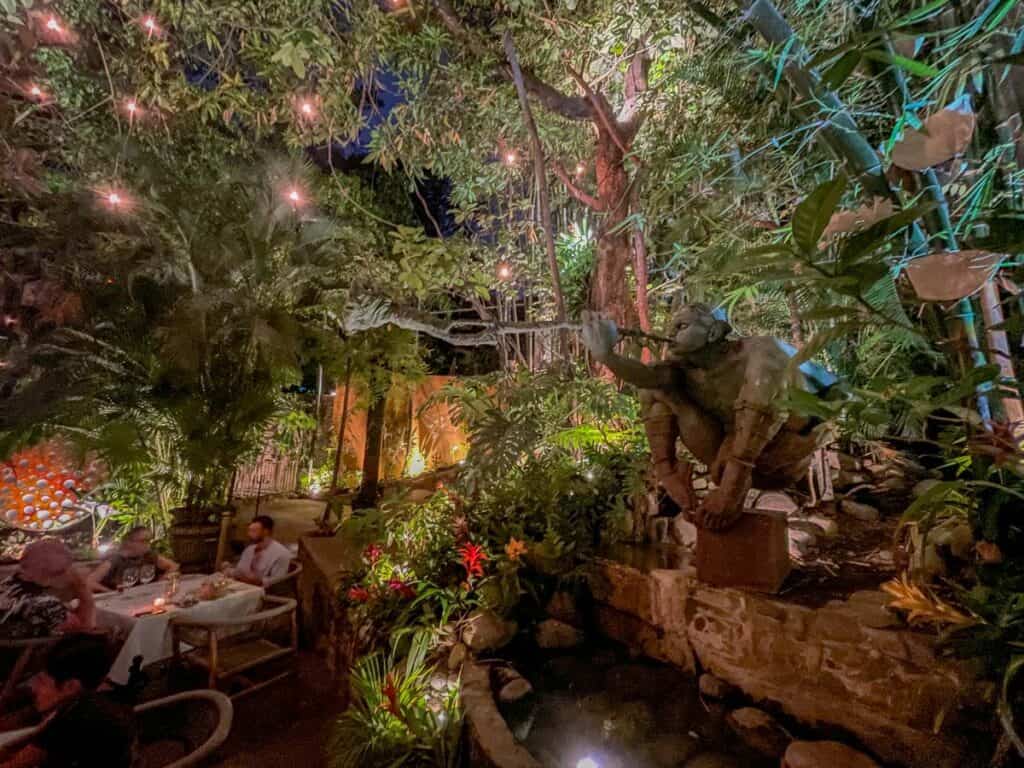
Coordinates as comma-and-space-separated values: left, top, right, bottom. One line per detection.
18, 538, 73, 589
119, 526, 153, 558
666, 303, 732, 358
247, 515, 275, 545
31, 634, 111, 713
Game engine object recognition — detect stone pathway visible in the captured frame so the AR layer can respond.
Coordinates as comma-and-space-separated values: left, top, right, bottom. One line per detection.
211, 652, 343, 767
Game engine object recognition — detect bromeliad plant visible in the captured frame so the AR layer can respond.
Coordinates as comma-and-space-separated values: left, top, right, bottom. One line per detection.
329, 629, 462, 768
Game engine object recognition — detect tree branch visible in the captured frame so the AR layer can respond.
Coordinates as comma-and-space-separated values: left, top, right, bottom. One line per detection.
567, 65, 630, 155
550, 159, 606, 210
617, 45, 651, 135
504, 31, 569, 343
429, 0, 594, 121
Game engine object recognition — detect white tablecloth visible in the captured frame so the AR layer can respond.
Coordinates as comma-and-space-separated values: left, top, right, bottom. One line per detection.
95, 575, 263, 684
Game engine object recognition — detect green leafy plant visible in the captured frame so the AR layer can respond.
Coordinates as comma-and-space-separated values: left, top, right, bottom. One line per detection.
328, 629, 462, 768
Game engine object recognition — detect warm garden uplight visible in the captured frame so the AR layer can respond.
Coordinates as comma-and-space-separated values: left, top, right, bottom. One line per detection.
141, 16, 160, 37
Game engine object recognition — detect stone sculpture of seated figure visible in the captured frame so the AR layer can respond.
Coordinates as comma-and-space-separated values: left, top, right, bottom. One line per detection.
581, 304, 836, 530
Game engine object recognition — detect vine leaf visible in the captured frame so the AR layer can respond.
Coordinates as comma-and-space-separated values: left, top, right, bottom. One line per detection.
792, 176, 847, 254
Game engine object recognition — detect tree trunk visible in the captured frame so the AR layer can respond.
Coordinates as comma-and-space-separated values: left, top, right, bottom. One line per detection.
980, 280, 1024, 427
355, 390, 387, 508
590, 130, 638, 328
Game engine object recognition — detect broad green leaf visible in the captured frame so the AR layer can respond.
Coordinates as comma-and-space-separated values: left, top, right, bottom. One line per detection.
792, 176, 848, 254
823, 51, 861, 90
864, 50, 939, 78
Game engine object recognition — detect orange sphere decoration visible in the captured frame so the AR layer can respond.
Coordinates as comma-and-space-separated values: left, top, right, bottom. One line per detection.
0, 442, 102, 532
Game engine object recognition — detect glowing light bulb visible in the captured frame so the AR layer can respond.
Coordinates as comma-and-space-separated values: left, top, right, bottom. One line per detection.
575, 163, 586, 175
584, 470, 595, 481
126, 100, 137, 114
287, 188, 302, 204
98, 542, 111, 554
497, 264, 512, 279
107, 192, 122, 206
577, 759, 599, 768
300, 101, 313, 115
29, 85, 42, 98
504, 152, 517, 166
46, 16, 61, 32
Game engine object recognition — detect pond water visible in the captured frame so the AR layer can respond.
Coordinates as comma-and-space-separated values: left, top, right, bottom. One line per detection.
506, 642, 775, 768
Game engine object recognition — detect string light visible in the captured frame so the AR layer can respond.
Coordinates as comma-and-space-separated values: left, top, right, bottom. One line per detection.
286, 187, 303, 206
141, 16, 160, 38
503, 151, 518, 166
27, 84, 45, 101
126, 99, 138, 115
496, 262, 512, 280
300, 101, 314, 115
576, 759, 599, 768
45, 16, 61, 32
575, 163, 586, 175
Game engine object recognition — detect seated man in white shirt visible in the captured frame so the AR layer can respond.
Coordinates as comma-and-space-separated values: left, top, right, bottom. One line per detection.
225, 515, 292, 587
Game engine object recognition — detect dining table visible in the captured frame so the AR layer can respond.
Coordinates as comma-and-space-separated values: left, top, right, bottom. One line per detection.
95, 574, 264, 685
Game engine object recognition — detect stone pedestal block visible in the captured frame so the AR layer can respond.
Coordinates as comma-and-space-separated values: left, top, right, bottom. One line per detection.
696, 508, 790, 593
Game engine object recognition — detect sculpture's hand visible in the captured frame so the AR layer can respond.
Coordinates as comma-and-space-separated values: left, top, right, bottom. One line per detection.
696, 487, 745, 531
581, 310, 618, 362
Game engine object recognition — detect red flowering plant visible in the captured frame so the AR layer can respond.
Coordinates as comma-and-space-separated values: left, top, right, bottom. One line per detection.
458, 541, 488, 582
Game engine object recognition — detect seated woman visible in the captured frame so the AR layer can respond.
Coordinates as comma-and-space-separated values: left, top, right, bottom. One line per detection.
87, 527, 178, 593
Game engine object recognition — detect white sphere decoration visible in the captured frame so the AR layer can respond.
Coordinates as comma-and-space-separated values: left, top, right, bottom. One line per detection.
17, 459, 28, 468
35, 479, 47, 489
35, 464, 45, 472
37, 510, 49, 520
49, 501, 58, 510
42, 520, 53, 529
4, 510, 16, 520
55, 490, 64, 499
21, 493, 34, 504
63, 479, 75, 489
22, 505, 34, 515
61, 499, 74, 509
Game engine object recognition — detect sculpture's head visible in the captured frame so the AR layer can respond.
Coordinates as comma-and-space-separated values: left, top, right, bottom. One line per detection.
666, 303, 732, 357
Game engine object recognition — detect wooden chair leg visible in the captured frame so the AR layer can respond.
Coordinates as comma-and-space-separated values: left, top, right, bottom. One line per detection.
208, 634, 219, 691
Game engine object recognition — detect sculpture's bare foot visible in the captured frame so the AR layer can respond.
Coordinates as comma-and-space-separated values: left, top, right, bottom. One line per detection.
697, 491, 744, 530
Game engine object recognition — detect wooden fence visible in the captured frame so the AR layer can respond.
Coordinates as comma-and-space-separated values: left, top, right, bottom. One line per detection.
232, 449, 301, 499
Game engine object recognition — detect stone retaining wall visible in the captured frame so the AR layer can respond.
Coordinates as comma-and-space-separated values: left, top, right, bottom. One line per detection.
586, 556, 987, 768
462, 662, 542, 768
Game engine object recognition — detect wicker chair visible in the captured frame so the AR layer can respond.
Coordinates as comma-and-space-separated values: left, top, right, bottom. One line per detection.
134, 690, 234, 768
170, 596, 297, 699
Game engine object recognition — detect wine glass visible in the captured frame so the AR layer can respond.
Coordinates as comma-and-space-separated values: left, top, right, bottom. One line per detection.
120, 566, 139, 591
140, 563, 156, 585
